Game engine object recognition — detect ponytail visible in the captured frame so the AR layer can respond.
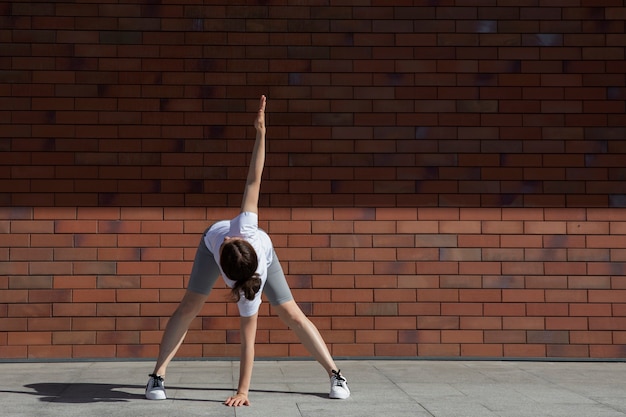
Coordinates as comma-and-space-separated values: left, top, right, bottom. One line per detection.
231, 273, 261, 302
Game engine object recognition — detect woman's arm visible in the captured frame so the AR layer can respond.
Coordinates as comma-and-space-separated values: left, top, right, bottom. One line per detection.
240, 95, 267, 214
224, 313, 258, 407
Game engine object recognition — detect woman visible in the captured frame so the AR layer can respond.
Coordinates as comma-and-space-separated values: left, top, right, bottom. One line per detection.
145, 95, 350, 406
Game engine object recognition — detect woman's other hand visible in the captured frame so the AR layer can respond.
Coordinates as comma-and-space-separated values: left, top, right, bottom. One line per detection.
225, 392, 250, 407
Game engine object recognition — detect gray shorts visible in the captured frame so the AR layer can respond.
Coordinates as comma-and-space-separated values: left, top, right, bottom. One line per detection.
187, 227, 294, 307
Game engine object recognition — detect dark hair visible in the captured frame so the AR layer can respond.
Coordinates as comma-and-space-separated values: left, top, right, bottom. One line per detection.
219, 239, 261, 302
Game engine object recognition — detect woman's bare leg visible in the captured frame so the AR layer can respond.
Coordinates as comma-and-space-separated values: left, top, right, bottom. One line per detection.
272, 300, 337, 376
152, 290, 208, 376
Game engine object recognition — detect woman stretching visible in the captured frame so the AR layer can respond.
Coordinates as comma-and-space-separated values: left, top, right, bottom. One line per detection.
145, 95, 350, 406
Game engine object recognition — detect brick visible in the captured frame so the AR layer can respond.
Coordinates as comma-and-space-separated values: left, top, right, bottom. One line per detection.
458, 234, 500, 248
546, 289, 587, 303
588, 210, 626, 222
418, 261, 459, 275
399, 302, 440, 316
117, 261, 159, 275
612, 276, 626, 289
483, 275, 525, 289
483, 248, 524, 261
545, 262, 587, 275
504, 344, 546, 357
501, 235, 543, 248
74, 262, 117, 275
28, 289, 72, 303
11, 221, 54, 233
502, 262, 544, 275
417, 208, 460, 220
568, 275, 611, 289
52, 275, 96, 289
459, 262, 502, 275
441, 330, 483, 344
525, 249, 567, 262
442, 303, 483, 316
31, 234, 73, 248
484, 303, 526, 317
9, 276, 52, 289
0, 318, 27, 331
97, 303, 140, 317
374, 316, 416, 330
55, 220, 99, 234
547, 345, 589, 358
8, 332, 51, 346
330, 235, 372, 248
524, 221, 567, 234
415, 234, 457, 248
570, 304, 612, 317
397, 275, 439, 289
440, 248, 481, 261
484, 330, 526, 344
527, 331, 569, 344
29, 260, 73, 275
440, 221, 482, 234
460, 317, 502, 330
358, 330, 397, 344
543, 235, 586, 248
527, 303, 570, 317
417, 289, 459, 302
588, 290, 626, 303
503, 317, 545, 330
440, 275, 482, 289
588, 262, 626, 276
460, 289, 502, 302
356, 303, 397, 316
398, 248, 439, 261
73, 344, 116, 358
373, 235, 415, 248
331, 289, 372, 303
29, 345, 73, 359
333, 344, 374, 357
0, 346, 28, 359
482, 221, 523, 234
419, 343, 460, 357
546, 317, 588, 331
417, 316, 459, 330
589, 345, 626, 359
374, 289, 416, 302
525, 275, 567, 289
399, 330, 440, 344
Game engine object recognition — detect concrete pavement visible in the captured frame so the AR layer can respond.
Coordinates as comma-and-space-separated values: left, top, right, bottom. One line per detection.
1, 359, 625, 416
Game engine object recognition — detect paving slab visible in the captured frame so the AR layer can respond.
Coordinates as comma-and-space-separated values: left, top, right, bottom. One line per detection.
0, 359, 624, 417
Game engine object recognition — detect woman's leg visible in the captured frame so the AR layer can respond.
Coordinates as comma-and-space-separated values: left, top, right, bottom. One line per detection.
153, 229, 220, 376
263, 250, 338, 376
272, 300, 338, 376
152, 290, 208, 376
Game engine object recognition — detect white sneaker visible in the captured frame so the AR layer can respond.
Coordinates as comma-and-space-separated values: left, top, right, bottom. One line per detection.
329, 369, 350, 399
145, 374, 166, 400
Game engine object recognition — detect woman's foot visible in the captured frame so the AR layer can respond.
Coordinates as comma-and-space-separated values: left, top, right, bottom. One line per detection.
145, 374, 166, 400
329, 369, 350, 399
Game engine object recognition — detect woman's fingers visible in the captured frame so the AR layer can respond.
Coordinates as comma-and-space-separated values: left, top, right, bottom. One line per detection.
254, 95, 266, 131
259, 94, 266, 112
225, 393, 250, 407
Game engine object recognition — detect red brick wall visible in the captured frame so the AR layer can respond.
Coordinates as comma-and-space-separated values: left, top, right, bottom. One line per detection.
1, 2, 626, 359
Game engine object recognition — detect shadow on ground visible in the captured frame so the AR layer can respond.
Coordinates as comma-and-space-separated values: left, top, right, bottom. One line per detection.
2, 383, 327, 404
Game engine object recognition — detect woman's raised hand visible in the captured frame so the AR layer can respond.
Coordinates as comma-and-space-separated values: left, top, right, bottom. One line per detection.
254, 95, 266, 134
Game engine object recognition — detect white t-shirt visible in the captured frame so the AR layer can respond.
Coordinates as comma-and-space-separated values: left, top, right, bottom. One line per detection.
204, 211, 273, 317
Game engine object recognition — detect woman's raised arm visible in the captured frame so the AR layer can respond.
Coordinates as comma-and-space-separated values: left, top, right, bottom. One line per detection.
240, 95, 267, 214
